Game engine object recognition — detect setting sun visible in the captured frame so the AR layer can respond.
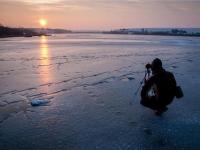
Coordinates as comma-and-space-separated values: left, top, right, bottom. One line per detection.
39, 19, 47, 27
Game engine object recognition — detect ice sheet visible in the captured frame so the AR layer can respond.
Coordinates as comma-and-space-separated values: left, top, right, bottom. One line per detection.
0, 34, 200, 150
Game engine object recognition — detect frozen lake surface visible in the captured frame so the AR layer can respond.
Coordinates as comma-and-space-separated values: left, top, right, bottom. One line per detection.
0, 34, 200, 150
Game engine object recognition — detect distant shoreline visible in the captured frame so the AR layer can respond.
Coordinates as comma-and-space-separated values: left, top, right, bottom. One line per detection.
103, 28, 200, 37
0, 34, 51, 38
102, 32, 200, 37
1, 32, 200, 39
0, 25, 71, 38
1, 26, 200, 38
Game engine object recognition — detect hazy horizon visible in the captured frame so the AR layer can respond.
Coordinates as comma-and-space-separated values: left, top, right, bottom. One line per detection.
1, 0, 200, 30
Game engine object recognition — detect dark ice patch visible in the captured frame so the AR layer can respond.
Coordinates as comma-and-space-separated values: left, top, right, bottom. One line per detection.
143, 128, 152, 135
127, 77, 135, 80
171, 65, 178, 69
187, 59, 193, 62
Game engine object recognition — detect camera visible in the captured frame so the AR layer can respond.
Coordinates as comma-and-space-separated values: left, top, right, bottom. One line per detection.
145, 63, 151, 69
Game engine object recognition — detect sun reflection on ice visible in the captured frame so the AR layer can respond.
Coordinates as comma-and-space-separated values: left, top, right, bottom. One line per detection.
39, 36, 53, 84
41, 35, 47, 44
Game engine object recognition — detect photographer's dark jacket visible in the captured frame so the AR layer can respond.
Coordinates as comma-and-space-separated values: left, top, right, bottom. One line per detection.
141, 69, 177, 105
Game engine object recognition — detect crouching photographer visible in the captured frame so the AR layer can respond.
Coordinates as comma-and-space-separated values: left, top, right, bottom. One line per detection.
140, 58, 183, 116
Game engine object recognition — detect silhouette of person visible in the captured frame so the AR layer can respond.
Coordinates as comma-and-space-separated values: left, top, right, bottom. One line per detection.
140, 58, 177, 115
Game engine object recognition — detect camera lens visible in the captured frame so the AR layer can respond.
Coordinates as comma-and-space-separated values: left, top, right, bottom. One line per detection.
146, 63, 151, 69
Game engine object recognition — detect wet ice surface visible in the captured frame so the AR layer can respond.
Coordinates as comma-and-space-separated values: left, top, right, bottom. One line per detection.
0, 34, 200, 150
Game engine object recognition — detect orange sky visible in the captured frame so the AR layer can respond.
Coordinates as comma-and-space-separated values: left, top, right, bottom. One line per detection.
0, 0, 200, 30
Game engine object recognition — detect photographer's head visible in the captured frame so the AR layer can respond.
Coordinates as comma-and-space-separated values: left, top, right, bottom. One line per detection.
151, 58, 163, 74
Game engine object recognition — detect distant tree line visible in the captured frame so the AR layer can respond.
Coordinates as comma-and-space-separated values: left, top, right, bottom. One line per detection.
105, 28, 200, 37
0, 25, 39, 38
0, 24, 72, 38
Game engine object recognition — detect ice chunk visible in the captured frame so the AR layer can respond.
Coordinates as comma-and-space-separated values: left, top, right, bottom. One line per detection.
31, 99, 49, 106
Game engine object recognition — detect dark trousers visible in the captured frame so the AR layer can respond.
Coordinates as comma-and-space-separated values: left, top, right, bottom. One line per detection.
140, 96, 171, 110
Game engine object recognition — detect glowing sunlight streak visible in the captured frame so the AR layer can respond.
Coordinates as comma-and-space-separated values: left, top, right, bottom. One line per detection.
39, 36, 52, 84
41, 35, 47, 43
